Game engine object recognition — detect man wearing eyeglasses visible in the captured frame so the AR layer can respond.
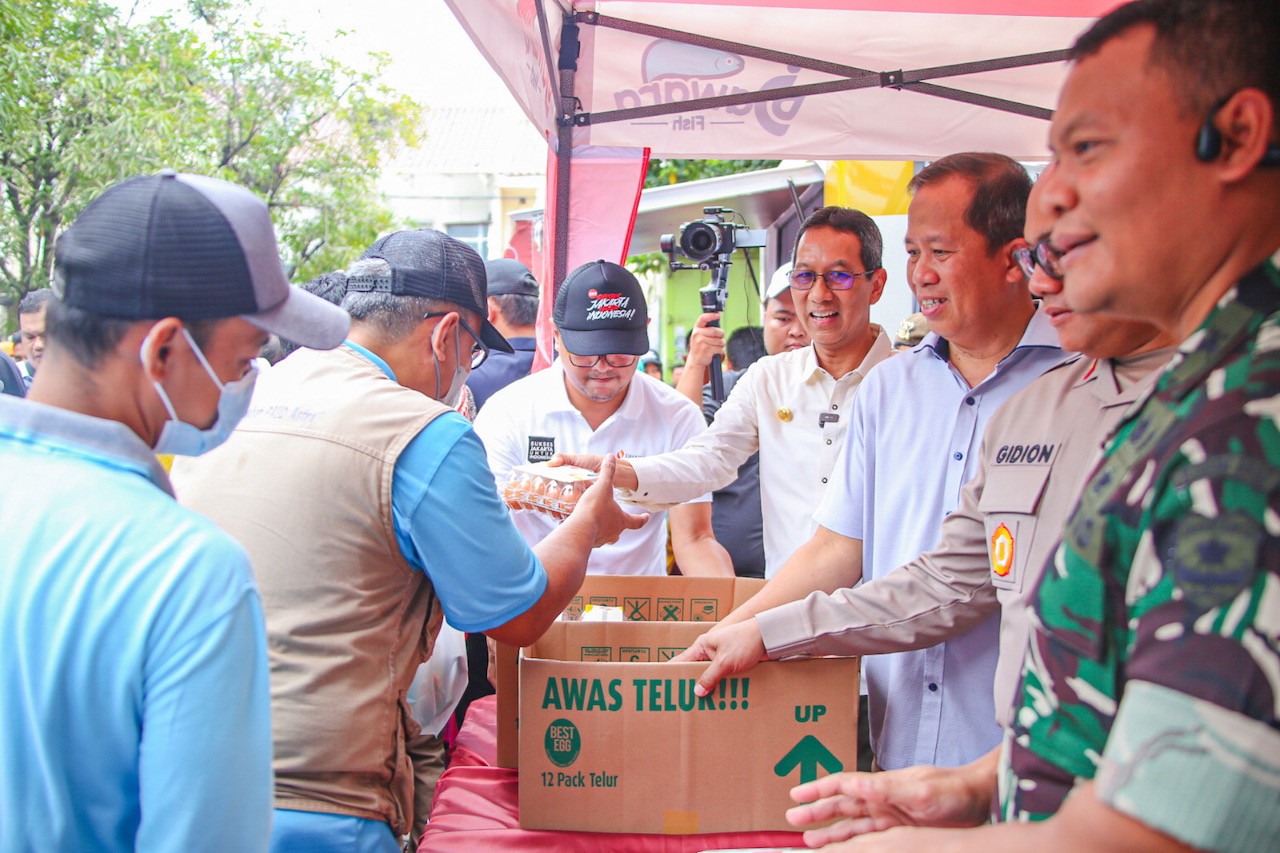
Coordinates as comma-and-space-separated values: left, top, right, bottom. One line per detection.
474, 260, 732, 578
677, 154, 1064, 776
557, 207, 896, 580
171, 230, 647, 853
680, 170, 1178, 842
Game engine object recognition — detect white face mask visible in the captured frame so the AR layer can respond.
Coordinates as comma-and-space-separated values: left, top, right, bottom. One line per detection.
142, 326, 258, 457
436, 323, 469, 409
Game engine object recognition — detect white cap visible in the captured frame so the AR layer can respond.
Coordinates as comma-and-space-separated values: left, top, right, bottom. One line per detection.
764, 262, 792, 304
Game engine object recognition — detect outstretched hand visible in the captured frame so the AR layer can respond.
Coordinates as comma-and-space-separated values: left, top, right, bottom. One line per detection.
787, 761, 992, 847
570, 454, 648, 547
550, 451, 639, 492
668, 618, 767, 696
549, 452, 605, 472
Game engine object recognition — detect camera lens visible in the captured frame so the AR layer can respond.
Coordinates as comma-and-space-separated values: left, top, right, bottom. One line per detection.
680, 222, 722, 262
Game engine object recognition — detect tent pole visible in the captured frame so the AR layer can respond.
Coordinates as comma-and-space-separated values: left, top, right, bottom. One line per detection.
553, 16, 581, 295
533, 0, 561, 107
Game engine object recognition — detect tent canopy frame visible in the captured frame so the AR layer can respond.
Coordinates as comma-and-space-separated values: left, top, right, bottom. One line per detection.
559, 10, 1067, 128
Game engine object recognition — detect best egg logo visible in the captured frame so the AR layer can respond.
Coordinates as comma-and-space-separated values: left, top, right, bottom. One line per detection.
545, 719, 581, 767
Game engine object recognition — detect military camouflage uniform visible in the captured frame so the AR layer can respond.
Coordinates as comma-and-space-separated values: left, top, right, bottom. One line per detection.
1000, 253, 1280, 852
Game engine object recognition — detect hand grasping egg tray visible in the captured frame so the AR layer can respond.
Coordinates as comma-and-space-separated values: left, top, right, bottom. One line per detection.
501, 462, 602, 520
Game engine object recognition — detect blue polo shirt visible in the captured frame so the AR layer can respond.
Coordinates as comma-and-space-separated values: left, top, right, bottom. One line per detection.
816, 309, 1063, 770
0, 396, 273, 852
346, 340, 547, 632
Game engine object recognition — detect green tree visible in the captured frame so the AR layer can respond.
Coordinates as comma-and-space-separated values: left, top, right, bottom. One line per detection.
0, 0, 206, 310
0, 0, 421, 324
644, 158, 780, 189
188, 1, 420, 281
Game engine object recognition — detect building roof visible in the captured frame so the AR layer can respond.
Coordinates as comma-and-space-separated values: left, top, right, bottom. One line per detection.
391, 106, 547, 175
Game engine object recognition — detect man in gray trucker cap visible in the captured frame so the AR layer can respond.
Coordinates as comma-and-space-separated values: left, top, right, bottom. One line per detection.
0, 170, 349, 852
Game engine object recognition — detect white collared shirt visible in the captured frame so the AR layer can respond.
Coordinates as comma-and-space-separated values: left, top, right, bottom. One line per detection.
474, 362, 709, 576
626, 328, 895, 576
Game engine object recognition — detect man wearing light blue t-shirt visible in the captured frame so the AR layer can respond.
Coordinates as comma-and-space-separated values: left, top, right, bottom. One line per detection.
172, 229, 644, 853
0, 171, 353, 852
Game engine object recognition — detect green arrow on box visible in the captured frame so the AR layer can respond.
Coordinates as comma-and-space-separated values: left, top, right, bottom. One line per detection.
774, 735, 844, 784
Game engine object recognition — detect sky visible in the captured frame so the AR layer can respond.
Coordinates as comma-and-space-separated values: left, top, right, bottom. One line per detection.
117, 0, 520, 111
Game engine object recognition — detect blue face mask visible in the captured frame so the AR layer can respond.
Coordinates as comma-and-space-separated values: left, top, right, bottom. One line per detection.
142, 326, 258, 457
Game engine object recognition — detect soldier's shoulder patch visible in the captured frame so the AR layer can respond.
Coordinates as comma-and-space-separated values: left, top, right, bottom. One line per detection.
1162, 509, 1262, 612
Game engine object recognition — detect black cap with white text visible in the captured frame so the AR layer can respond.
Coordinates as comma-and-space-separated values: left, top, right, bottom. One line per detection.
553, 260, 649, 357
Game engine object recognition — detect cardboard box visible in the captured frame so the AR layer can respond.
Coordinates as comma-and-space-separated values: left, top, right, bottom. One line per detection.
496, 575, 769, 767
496, 575, 861, 834
561, 574, 768, 623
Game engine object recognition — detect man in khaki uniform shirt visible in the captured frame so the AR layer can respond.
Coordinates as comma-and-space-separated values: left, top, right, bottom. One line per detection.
678, 171, 1180, 828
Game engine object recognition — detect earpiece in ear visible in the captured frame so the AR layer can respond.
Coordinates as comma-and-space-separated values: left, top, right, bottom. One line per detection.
1195, 93, 1280, 166
1195, 113, 1223, 162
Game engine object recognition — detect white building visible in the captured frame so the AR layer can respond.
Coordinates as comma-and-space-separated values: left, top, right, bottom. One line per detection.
379, 105, 546, 259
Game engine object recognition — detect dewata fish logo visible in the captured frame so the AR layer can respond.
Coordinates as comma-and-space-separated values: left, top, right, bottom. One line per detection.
616, 40, 804, 138
642, 41, 744, 83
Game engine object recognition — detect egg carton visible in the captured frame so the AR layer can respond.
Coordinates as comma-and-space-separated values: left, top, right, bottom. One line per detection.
502, 462, 599, 520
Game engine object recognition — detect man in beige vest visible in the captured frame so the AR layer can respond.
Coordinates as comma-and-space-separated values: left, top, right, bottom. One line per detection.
172, 229, 644, 853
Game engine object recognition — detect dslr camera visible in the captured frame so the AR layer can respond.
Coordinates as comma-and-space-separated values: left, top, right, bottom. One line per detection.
659, 207, 766, 401
660, 206, 766, 271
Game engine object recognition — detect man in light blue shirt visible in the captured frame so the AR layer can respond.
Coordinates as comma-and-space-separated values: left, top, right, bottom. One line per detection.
680, 153, 1063, 771
0, 171, 351, 852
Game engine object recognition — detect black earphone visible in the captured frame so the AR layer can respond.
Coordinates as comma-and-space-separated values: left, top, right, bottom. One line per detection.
1195, 94, 1280, 166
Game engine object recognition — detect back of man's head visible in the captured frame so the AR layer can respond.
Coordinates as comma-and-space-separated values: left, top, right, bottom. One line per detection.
343, 229, 513, 354
1072, 0, 1279, 131
484, 258, 539, 333
726, 326, 766, 371
273, 272, 350, 361
792, 207, 883, 271
908, 153, 1032, 256
48, 171, 349, 368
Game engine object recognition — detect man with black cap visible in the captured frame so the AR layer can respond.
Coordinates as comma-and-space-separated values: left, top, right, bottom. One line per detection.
0, 170, 351, 852
475, 260, 733, 577
171, 230, 644, 853
467, 257, 540, 408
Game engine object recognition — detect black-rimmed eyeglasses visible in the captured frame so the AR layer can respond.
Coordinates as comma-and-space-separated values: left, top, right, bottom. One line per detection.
424, 312, 488, 369
1013, 241, 1065, 281
787, 269, 879, 291
564, 352, 639, 369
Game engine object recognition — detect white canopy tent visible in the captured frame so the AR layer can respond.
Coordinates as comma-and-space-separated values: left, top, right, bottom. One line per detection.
445, 0, 1114, 363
